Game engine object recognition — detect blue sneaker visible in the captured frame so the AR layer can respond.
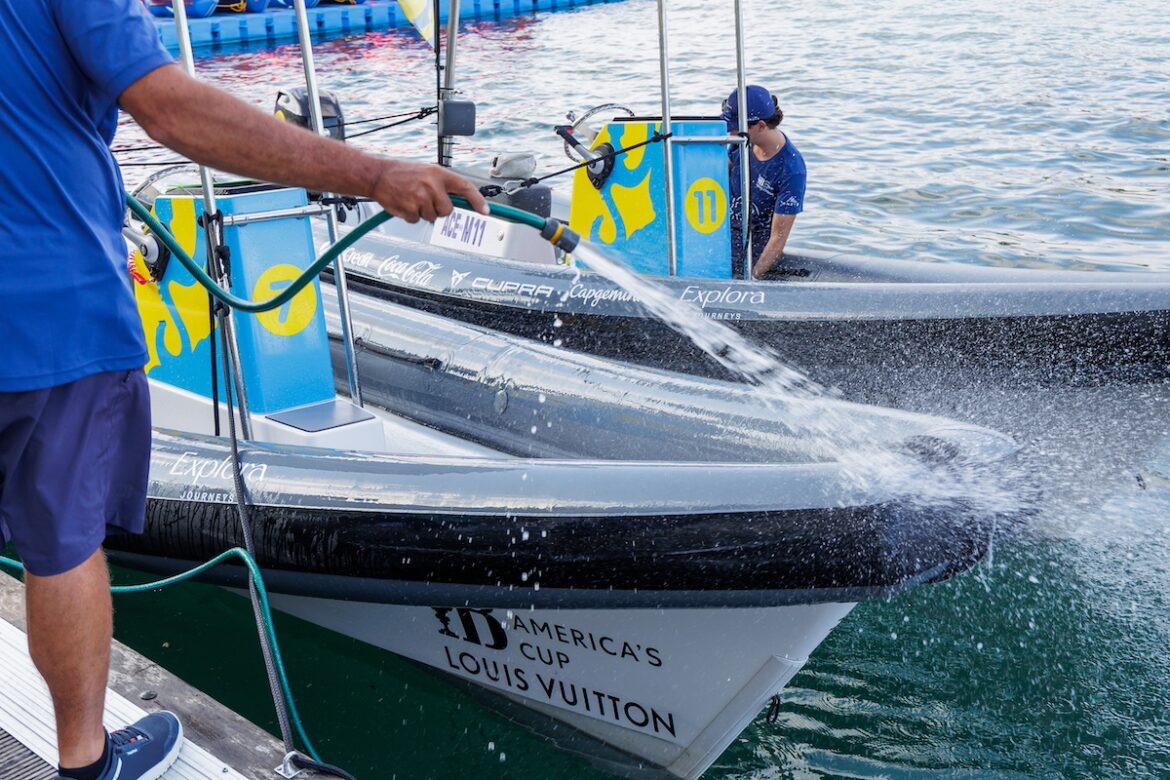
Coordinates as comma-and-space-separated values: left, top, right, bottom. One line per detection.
56, 711, 184, 780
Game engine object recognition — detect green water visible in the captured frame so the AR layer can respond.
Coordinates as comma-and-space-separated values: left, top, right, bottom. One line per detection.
107, 572, 594, 778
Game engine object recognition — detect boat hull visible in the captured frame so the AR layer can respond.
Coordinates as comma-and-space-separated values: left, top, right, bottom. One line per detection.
105, 418, 1009, 777
103, 326, 1024, 777
324, 226, 1170, 395
265, 595, 855, 779
108, 428, 1001, 606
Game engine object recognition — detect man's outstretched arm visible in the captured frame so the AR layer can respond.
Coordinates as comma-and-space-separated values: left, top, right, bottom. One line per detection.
120, 64, 487, 223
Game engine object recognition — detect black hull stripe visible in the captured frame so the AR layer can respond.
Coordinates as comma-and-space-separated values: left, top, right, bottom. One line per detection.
105, 497, 999, 596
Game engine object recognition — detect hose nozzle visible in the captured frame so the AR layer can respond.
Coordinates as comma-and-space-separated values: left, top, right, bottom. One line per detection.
540, 219, 580, 253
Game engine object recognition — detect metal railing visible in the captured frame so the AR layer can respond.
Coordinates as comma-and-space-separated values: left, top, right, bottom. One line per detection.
161, 0, 369, 436
654, 0, 755, 281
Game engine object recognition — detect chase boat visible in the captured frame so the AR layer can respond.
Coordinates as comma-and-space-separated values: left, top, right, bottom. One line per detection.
113, 0, 1031, 773
333, 123, 1170, 396
314, 0, 1170, 395
113, 179, 1025, 778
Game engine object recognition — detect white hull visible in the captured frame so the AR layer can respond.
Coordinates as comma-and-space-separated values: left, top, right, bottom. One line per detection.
268, 594, 854, 778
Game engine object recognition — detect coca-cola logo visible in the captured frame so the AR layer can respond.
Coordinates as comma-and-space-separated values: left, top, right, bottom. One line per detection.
374, 256, 442, 287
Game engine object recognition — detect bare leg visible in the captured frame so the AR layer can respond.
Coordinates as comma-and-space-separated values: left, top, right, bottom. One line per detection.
25, 548, 111, 768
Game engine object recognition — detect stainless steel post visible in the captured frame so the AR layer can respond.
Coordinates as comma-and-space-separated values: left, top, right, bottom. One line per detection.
171, 0, 253, 438
291, 0, 364, 405
656, 0, 678, 276
439, 0, 462, 167
733, 0, 753, 280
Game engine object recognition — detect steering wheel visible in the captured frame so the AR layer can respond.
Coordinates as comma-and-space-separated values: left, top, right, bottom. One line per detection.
561, 104, 634, 162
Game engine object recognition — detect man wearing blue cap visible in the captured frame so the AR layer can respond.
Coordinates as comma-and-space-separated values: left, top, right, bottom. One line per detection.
0, 1, 486, 779
723, 85, 807, 279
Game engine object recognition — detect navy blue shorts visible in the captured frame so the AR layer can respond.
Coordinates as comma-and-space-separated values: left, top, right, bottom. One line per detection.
0, 369, 151, 576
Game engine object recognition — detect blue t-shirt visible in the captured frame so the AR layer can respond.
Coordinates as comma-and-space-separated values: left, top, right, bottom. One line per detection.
0, 0, 173, 391
728, 135, 806, 272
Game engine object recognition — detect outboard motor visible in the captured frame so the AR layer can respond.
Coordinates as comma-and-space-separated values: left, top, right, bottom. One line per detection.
274, 87, 346, 141
488, 153, 552, 218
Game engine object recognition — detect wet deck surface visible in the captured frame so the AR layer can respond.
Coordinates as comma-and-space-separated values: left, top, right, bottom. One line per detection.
0, 572, 286, 779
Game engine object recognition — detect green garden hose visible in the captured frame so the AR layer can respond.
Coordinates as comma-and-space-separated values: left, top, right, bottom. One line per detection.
1, 190, 581, 776
124, 192, 574, 314
0, 548, 325, 764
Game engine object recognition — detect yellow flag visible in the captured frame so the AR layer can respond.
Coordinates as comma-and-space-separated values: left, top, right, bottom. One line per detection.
397, 0, 435, 47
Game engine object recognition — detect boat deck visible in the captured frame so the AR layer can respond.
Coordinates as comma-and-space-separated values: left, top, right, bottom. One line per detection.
152, 0, 623, 51
0, 574, 285, 779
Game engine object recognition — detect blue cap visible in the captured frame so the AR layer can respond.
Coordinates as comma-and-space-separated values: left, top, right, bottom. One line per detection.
721, 85, 778, 130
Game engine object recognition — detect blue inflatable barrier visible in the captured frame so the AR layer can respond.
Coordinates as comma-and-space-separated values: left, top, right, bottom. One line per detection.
145, 0, 218, 18
217, 0, 271, 12
152, 0, 622, 51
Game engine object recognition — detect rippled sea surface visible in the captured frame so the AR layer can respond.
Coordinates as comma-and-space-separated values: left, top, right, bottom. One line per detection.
113, 1, 1170, 778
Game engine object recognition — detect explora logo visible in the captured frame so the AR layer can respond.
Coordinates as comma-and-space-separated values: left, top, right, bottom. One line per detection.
433, 607, 508, 650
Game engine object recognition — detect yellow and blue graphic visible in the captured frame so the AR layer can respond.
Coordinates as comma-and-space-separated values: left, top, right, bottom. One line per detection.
132, 187, 334, 414
396, 0, 434, 45
568, 119, 732, 279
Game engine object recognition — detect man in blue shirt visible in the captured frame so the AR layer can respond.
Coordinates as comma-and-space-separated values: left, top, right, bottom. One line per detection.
0, 2, 486, 778
723, 85, 807, 279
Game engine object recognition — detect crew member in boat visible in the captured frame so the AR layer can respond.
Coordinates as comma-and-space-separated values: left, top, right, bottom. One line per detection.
0, 2, 486, 779
723, 85, 807, 279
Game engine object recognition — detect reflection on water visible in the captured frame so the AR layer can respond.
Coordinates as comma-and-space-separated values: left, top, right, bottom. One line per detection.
120, 0, 1170, 272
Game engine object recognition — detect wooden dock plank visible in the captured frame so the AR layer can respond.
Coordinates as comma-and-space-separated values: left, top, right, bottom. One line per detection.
0, 573, 286, 779
0, 725, 55, 779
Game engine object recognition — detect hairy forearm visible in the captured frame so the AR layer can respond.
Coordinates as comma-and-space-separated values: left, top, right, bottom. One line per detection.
120, 64, 487, 223
125, 66, 381, 197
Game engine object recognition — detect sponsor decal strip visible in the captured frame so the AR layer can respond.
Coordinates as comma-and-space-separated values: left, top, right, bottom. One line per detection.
433, 607, 679, 740
345, 246, 768, 316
